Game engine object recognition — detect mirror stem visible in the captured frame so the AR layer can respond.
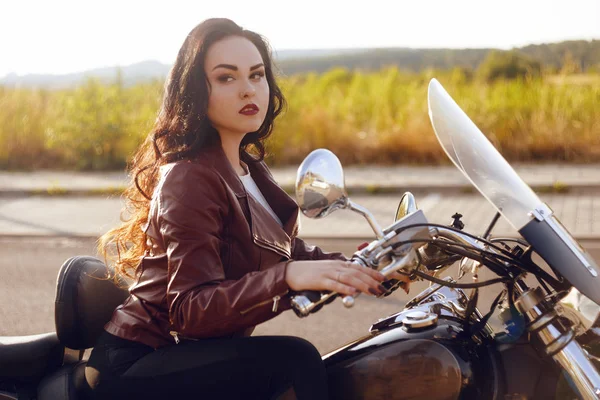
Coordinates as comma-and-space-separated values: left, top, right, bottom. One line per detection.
348, 200, 385, 239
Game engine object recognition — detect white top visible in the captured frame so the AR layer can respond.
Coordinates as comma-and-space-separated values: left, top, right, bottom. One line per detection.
239, 171, 283, 227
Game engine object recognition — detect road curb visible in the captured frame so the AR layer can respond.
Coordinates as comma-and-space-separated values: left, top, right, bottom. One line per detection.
298, 234, 600, 241
0, 189, 125, 198
2, 183, 600, 198
3, 233, 600, 242
0, 234, 101, 240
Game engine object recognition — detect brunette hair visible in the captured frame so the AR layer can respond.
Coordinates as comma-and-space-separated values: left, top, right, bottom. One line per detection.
99, 18, 286, 280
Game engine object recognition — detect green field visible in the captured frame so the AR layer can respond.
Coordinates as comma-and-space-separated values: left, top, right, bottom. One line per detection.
1, 68, 598, 170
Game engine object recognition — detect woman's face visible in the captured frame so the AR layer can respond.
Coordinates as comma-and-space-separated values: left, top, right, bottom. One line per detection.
204, 36, 270, 139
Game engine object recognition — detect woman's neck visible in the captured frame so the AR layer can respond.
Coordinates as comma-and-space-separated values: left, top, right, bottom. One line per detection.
219, 133, 246, 176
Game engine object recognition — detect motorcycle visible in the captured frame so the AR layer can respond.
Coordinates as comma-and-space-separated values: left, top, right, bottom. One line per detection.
1, 78, 599, 399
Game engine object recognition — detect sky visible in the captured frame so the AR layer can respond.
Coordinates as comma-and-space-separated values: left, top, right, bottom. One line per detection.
1, 0, 599, 78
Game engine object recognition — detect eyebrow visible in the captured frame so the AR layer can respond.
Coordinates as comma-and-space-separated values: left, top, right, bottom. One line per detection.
212, 63, 264, 71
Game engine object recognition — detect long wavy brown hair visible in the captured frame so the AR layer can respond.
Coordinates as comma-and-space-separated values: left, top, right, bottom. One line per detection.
99, 18, 286, 281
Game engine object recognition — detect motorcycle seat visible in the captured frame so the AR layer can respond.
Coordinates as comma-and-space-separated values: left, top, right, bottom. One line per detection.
0, 332, 64, 381
35, 255, 129, 399
54, 255, 129, 350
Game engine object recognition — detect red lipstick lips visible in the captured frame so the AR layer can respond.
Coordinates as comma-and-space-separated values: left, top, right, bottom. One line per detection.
239, 103, 259, 115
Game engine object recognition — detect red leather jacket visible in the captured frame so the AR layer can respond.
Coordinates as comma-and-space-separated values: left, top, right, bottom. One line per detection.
104, 141, 347, 348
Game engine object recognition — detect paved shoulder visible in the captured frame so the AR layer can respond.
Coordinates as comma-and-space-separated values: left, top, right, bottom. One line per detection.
1, 193, 598, 239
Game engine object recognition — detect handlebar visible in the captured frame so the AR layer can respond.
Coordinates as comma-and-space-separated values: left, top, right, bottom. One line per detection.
290, 252, 417, 317
288, 202, 510, 318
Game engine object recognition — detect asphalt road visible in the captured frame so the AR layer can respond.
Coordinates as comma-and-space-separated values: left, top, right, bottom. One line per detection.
2, 236, 600, 355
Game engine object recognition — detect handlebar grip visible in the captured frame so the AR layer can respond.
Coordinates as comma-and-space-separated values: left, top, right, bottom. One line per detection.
289, 290, 338, 317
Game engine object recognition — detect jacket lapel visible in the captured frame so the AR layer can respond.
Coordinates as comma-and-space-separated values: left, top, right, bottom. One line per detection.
247, 160, 300, 239
200, 142, 299, 260
246, 161, 301, 259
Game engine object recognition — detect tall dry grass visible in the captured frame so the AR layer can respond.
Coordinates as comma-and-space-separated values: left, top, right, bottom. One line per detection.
0, 68, 598, 170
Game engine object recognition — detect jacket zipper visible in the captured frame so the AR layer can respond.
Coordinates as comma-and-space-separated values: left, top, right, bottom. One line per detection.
252, 235, 291, 259
169, 291, 289, 344
169, 330, 201, 345
240, 290, 289, 315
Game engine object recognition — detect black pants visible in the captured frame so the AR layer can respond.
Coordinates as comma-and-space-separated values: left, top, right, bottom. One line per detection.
85, 331, 328, 400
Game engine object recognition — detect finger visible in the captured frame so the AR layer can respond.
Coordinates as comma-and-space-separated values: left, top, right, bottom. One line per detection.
345, 268, 388, 292
338, 271, 384, 296
401, 281, 411, 294
354, 272, 386, 295
346, 262, 386, 282
326, 279, 359, 296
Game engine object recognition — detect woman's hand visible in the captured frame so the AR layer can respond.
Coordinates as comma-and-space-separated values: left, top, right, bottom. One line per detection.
285, 260, 389, 297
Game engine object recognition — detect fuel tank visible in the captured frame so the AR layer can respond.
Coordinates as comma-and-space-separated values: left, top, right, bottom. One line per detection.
323, 318, 501, 400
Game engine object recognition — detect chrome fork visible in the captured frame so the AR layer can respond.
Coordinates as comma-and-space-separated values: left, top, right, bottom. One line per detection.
515, 286, 600, 399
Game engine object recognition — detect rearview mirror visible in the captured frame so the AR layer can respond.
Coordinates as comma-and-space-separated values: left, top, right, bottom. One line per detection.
395, 192, 418, 222
295, 148, 385, 238
295, 149, 348, 219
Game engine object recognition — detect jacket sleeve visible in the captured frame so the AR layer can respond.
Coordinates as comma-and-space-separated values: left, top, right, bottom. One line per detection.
158, 163, 291, 339
291, 236, 349, 262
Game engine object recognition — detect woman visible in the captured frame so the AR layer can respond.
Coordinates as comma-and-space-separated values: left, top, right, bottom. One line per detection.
85, 18, 391, 399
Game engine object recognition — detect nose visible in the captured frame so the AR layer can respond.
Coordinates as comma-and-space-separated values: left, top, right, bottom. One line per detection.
240, 80, 256, 99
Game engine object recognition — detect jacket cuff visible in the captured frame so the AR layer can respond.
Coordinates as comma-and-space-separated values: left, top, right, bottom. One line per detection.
271, 259, 294, 313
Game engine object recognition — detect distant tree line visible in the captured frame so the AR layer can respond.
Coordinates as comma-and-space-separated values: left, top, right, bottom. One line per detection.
277, 40, 600, 79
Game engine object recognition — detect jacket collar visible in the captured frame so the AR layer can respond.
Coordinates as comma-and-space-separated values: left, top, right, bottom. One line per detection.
198, 138, 246, 197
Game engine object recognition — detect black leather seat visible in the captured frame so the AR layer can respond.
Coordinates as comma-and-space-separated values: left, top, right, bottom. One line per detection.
0, 333, 63, 381
36, 256, 129, 400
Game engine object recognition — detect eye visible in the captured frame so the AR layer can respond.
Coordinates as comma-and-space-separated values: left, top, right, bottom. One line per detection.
217, 74, 234, 83
251, 71, 265, 80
